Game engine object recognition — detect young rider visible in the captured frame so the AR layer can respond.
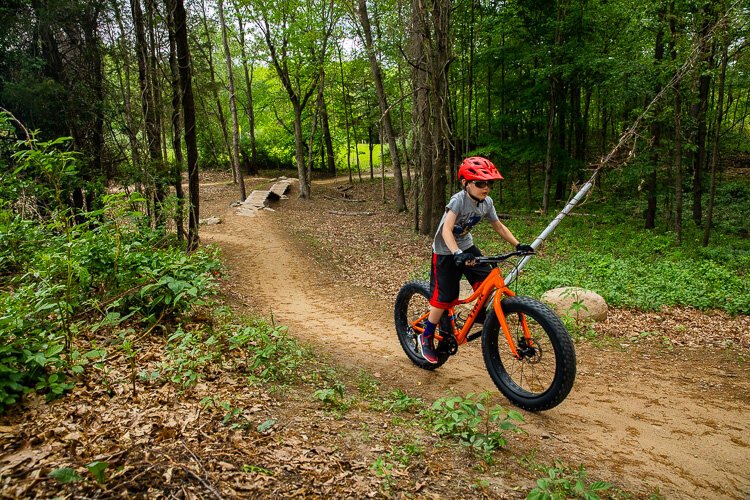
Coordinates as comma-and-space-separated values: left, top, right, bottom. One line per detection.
420, 156, 534, 364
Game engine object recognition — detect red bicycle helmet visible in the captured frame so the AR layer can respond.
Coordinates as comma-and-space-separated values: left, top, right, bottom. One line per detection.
458, 156, 503, 182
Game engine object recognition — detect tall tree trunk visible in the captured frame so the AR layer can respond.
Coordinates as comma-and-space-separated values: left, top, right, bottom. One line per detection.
169, 0, 200, 250
218, 0, 246, 201
234, 3, 257, 173
542, 1, 564, 214
317, 69, 336, 176
166, 0, 185, 241
411, 0, 451, 234
338, 45, 353, 183
356, 0, 406, 210
111, 0, 141, 179
645, 6, 666, 230
671, 6, 683, 244
703, 16, 728, 247
131, 0, 163, 221
691, 4, 715, 226
199, 0, 232, 178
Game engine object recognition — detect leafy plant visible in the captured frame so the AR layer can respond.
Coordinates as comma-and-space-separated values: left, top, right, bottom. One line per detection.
421, 392, 524, 459
374, 389, 423, 413
313, 380, 348, 411
527, 462, 612, 500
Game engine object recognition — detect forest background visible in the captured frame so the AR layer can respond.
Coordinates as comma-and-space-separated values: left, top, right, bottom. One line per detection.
0, 0, 749, 494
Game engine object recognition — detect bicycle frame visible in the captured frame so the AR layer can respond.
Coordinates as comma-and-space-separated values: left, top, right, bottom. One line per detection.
408, 266, 532, 359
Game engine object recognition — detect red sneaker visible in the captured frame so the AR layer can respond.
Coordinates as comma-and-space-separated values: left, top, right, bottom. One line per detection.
419, 333, 439, 364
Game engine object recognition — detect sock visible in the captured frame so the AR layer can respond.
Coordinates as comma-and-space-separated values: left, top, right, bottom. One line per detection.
423, 320, 437, 338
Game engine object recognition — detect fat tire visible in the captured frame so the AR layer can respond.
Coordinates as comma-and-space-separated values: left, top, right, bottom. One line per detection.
482, 296, 576, 411
394, 280, 450, 369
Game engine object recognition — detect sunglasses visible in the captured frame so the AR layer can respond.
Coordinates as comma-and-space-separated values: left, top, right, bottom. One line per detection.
471, 180, 494, 189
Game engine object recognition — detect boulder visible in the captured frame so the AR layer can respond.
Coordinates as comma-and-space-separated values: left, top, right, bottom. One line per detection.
541, 287, 608, 322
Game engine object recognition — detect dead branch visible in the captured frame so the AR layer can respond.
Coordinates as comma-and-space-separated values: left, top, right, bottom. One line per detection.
328, 210, 375, 216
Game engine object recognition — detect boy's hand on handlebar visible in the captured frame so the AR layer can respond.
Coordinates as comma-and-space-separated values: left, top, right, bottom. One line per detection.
454, 252, 476, 268
516, 243, 534, 253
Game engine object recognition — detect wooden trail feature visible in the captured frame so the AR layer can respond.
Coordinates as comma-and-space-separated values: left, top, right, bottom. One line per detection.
237, 178, 293, 217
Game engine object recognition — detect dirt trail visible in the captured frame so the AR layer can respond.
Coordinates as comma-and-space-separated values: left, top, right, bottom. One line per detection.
202, 181, 750, 499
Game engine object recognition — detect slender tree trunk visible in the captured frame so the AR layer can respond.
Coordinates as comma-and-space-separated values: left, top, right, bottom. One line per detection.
368, 125, 374, 180
542, 1, 564, 214
671, 8, 683, 244
645, 7, 666, 230
166, 0, 185, 241
111, 0, 141, 177
234, 3, 258, 173
199, 0, 233, 178
356, 0, 406, 210
338, 45, 353, 183
692, 4, 715, 227
317, 69, 336, 176
131, 0, 163, 222
703, 18, 728, 247
169, 0, 200, 250
218, 0, 246, 201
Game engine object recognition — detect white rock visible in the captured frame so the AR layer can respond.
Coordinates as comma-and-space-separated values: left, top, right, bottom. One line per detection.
541, 287, 608, 322
199, 216, 222, 225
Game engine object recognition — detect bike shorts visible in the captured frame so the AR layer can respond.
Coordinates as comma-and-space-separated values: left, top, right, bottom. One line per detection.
429, 245, 492, 309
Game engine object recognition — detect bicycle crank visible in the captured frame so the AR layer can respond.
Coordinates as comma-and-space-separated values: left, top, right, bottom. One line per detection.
438, 335, 459, 355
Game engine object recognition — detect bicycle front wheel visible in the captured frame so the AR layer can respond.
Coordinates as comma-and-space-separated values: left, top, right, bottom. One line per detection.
482, 296, 576, 411
394, 280, 450, 369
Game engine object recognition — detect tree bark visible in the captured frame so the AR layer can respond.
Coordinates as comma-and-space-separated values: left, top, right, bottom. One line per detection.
166, 0, 185, 240
218, 0, 246, 201
671, 5, 683, 244
199, 0, 232, 178
645, 6, 666, 230
234, 2, 258, 174
338, 45, 353, 183
691, 4, 715, 227
317, 68, 337, 176
411, 0, 451, 235
169, 0, 200, 250
356, 0, 406, 211
542, 1, 564, 214
703, 16, 728, 247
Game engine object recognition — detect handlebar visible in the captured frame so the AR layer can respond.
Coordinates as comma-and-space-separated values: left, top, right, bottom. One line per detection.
473, 250, 535, 264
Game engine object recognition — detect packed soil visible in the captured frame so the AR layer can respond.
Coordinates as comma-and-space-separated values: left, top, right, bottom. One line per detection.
200, 172, 750, 499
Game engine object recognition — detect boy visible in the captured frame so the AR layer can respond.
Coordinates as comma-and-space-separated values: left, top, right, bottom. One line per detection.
420, 156, 533, 364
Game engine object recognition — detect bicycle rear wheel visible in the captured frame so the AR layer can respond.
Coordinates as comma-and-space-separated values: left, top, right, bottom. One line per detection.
394, 280, 450, 369
482, 296, 576, 411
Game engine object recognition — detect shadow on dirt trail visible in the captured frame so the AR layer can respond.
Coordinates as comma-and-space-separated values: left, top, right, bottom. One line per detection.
202, 176, 750, 499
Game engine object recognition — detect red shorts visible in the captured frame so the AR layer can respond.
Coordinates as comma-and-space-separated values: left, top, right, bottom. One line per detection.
429, 246, 492, 309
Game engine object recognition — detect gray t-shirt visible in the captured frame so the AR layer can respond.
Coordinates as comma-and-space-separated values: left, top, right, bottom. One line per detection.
432, 190, 500, 254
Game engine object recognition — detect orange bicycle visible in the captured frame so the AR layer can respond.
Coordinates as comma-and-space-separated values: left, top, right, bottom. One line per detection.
394, 250, 576, 411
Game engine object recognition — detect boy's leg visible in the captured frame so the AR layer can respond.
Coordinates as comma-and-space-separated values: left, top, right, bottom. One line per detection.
420, 306, 444, 364
464, 246, 492, 324
422, 254, 461, 364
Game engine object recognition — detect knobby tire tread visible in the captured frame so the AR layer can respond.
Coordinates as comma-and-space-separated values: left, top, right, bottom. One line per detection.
482, 296, 576, 411
394, 280, 450, 370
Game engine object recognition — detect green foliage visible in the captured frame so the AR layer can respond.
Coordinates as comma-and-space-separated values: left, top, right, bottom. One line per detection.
49, 467, 83, 484
373, 389, 424, 413
475, 186, 750, 314
313, 380, 348, 411
421, 392, 524, 459
0, 132, 223, 412
527, 462, 613, 500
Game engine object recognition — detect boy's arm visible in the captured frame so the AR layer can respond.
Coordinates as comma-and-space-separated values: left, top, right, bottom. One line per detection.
441, 210, 462, 254
490, 220, 520, 248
